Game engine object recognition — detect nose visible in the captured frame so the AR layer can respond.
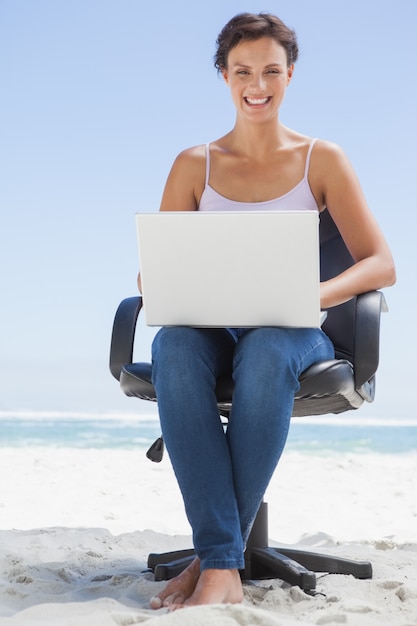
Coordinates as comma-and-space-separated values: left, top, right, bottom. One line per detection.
249, 73, 266, 92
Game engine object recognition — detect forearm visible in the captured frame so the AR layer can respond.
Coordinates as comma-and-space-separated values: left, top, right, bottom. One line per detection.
320, 254, 396, 309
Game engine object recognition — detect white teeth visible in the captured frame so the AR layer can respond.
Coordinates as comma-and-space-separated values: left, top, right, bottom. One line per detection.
246, 97, 269, 105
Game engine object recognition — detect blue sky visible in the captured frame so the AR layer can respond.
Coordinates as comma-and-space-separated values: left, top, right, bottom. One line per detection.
1, 0, 416, 417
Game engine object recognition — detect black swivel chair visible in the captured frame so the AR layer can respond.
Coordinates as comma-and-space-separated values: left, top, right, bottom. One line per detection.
109, 208, 387, 594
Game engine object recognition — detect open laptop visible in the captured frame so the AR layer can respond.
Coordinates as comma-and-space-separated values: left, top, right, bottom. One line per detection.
136, 211, 323, 328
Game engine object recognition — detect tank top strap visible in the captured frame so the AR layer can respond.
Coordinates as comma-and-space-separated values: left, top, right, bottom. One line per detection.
304, 138, 318, 179
205, 143, 211, 187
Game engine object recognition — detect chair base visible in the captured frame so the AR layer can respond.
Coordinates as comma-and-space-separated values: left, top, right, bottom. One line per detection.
147, 502, 372, 595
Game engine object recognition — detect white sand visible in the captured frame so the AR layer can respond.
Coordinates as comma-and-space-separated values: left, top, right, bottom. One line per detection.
1, 446, 417, 625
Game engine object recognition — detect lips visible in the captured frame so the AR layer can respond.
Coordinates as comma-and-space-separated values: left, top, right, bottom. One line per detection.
244, 97, 271, 105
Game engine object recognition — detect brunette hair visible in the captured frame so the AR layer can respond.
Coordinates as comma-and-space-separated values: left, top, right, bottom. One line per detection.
214, 12, 299, 71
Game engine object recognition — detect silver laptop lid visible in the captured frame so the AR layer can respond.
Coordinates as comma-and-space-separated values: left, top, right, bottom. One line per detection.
136, 211, 321, 328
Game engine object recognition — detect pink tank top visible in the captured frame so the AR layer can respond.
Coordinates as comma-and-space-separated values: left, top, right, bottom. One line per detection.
199, 139, 319, 212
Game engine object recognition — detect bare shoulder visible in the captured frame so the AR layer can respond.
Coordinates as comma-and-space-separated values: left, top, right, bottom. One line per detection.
160, 144, 206, 212
306, 138, 368, 216
310, 139, 359, 193
171, 144, 206, 174
312, 138, 350, 167
311, 139, 353, 177
170, 144, 206, 187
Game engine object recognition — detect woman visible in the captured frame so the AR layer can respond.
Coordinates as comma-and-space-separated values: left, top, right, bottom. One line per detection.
141, 13, 396, 609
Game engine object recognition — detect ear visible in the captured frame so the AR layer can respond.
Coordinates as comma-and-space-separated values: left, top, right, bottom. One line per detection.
287, 64, 294, 85
222, 68, 229, 85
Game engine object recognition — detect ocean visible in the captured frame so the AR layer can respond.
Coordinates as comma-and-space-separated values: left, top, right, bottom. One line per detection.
1, 412, 416, 455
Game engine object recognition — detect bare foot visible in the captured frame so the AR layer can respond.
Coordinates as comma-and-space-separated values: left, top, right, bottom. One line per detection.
182, 568, 243, 607
150, 557, 201, 610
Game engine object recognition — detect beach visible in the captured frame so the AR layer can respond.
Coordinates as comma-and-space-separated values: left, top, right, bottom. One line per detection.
1, 418, 417, 625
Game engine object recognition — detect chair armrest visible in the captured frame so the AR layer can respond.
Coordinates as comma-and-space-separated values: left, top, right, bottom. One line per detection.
353, 290, 387, 389
109, 296, 143, 381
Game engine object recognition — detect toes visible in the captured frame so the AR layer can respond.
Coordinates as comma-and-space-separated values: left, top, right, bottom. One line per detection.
164, 592, 185, 608
150, 595, 163, 610
168, 602, 184, 612
150, 592, 186, 610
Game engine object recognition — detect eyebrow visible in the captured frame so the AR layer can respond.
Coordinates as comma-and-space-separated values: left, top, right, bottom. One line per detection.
231, 62, 285, 69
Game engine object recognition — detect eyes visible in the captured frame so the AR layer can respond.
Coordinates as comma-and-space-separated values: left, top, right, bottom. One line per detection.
235, 68, 282, 77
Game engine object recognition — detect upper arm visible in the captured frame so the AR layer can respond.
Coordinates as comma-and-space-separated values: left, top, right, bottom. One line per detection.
312, 141, 391, 264
159, 146, 206, 212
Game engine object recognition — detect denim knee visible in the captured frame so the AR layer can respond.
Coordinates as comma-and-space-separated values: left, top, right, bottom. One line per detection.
152, 326, 197, 364
233, 328, 299, 387
152, 326, 236, 396
234, 327, 333, 377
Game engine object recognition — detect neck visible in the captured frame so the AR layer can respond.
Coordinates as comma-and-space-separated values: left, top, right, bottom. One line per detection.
228, 118, 287, 159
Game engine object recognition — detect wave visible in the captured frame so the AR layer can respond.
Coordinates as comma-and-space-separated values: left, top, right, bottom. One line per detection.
1, 410, 416, 428
0, 409, 159, 422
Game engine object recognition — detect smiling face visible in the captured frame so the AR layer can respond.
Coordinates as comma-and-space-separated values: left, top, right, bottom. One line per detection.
222, 37, 294, 122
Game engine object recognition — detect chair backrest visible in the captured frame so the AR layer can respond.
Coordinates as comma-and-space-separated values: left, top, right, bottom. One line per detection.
319, 209, 356, 362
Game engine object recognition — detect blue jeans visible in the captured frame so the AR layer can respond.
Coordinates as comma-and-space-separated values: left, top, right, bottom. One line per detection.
151, 326, 334, 571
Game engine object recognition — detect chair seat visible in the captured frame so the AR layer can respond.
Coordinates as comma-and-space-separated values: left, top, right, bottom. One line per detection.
120, 358, 368, 416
